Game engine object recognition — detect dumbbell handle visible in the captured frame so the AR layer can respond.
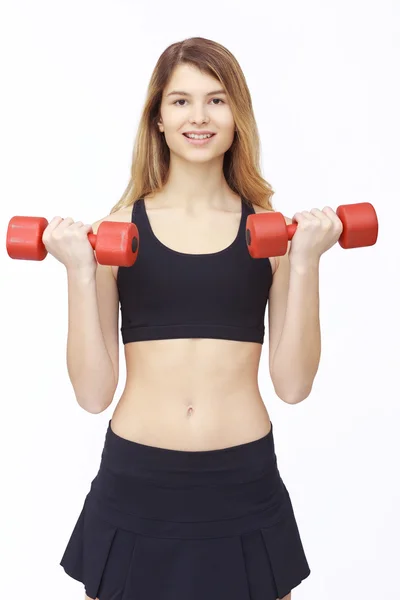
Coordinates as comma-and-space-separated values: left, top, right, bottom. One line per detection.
286, 223, 298, 240
87, 233, 97, 249
285, 218, 337, 240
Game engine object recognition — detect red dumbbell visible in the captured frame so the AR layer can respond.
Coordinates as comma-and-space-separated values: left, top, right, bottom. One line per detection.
245, 202, 378, 259
6, 216, 139, 267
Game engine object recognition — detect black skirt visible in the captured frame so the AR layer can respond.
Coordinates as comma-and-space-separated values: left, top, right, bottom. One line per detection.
60, 419, 311, 600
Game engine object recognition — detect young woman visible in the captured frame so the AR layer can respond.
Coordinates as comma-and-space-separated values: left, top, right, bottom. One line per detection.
53, 37, 343, 600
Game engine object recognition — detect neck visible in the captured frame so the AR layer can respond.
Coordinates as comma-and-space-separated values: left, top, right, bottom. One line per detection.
160, 153, 234, 210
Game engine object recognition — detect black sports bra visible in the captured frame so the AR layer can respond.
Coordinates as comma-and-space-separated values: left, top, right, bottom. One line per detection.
116, 197, 273, 344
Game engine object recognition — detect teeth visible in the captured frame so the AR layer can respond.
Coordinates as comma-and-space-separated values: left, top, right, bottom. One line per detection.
186, 133, 213, 139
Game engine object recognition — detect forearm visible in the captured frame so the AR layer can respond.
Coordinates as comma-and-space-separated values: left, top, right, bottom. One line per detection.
271, 260, 321, 404
66, 268, 116, 413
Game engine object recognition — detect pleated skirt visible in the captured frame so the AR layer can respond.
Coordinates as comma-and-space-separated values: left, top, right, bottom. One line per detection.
60, 419, 311, 600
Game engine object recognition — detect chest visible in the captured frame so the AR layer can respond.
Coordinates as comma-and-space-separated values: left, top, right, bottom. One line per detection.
145, 205, 242, 254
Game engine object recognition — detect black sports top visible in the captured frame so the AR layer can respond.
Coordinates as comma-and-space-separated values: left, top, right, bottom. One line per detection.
117, 197, 273, 345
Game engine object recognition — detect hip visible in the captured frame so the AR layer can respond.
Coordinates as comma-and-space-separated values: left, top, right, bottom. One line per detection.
88, 417, 287, 539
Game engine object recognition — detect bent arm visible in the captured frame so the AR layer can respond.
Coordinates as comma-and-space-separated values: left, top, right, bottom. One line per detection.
270, 259, 321, 404
66, 268, 118, 413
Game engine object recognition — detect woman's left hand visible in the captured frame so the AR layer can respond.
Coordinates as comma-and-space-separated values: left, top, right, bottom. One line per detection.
288, 207, 344, 265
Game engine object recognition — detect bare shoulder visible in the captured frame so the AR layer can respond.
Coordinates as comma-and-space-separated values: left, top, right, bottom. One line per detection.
91, 205, 134, 234
250, 203, 292, 274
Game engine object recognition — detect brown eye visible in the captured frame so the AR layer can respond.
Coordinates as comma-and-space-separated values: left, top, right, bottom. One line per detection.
173, 98, 225, 107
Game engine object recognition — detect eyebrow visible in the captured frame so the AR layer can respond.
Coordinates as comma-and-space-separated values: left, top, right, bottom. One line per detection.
166, 89, 227, 97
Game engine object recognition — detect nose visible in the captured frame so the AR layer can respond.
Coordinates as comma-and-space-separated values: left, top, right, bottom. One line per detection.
189, 103, 210, 125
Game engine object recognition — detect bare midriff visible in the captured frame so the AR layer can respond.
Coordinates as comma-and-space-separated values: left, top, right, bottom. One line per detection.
110, 338, 272, 451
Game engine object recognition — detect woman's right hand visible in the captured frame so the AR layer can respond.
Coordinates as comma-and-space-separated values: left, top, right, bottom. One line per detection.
42, 217, 97, 273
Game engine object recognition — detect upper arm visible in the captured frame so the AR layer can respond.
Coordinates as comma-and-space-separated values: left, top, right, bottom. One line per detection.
92, 218, 120, 388
267, 216, 292, 377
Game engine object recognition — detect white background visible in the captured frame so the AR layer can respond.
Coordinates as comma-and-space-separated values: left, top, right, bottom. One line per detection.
1, 1, 399, 599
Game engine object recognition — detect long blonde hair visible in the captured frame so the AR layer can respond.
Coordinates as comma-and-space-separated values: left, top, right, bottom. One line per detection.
110, 37, 275, 214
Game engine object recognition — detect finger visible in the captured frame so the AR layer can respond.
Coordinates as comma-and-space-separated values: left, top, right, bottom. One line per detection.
73, 222, 93, 234
292, 212, 307, 224
309, 208, 326, 217
44, 216, 64, 235
71, 221, 92, 231
322, 206, 336, 217
300, 210, 315, 221
54, 217, 75, 233
328, 212, 344, 233
309, 207, 332, 227
69, 220, 85, 228
300, 210, 322, 228
63, 221, 92, 238
321, 206, 340, 225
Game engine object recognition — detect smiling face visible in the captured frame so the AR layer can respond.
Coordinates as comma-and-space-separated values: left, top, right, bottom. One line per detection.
157, 64, 236, 163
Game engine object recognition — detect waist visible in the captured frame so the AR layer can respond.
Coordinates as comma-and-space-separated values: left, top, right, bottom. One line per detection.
112, 388, 271, 451
98, 418, 277, 484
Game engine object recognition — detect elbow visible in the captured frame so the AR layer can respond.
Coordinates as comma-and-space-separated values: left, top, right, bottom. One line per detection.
274, 384, 313, 405
77, 396, 114, 414
74, 384, 117, 414
283, 386, 313, 405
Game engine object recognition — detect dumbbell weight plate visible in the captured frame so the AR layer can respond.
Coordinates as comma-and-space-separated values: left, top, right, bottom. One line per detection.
93, 220, 139, 267
245, 211, 289, 259
337, 202, 378, 249
6, 216, 49, 260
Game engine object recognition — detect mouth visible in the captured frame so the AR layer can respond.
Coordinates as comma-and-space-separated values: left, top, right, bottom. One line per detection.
182, 133, 217, 146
